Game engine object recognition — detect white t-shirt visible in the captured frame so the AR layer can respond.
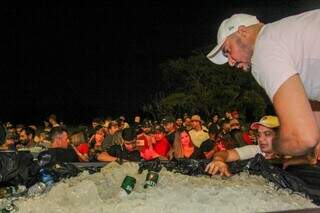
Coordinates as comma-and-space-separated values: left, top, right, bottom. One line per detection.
252, 9, 320, 102
235, 145, 262, 160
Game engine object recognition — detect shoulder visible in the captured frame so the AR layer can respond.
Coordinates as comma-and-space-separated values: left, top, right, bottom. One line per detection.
252, 26, 297, 101
202, 126, 209, 132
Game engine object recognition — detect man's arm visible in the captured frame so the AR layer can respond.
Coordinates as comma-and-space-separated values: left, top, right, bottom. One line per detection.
273, 74, 319, 156
212, 149, 240, 162
205, 149, 240, 176
97, 151, 118, 162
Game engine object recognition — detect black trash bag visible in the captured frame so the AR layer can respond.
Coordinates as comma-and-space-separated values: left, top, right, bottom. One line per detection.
0, 150, 39, 187
138, 158, 163, 174
164, 159, 210, 176
48, 162, 82, 182
138, 158, 211, 176
38, 152, 82, 181
244, 154, 320, 205
228, 159, 251, 174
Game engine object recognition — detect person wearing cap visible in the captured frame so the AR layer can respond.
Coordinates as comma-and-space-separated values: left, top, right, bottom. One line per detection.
118, 115, 130, 129
188, 115, 209, 148
151, 124, 171, 159
140, 119, 153, 135
162, 116, 177, 146
207, 10, 320, 157
205, 116, 280, 176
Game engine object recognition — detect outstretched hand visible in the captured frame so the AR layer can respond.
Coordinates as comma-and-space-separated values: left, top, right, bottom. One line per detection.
205, 160, 231, 177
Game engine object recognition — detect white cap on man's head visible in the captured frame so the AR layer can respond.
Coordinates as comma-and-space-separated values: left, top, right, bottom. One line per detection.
207, 14, 260, 65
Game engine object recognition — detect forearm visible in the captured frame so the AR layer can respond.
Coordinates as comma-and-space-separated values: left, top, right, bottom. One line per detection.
273, 135, 315, 156
78, 153, 89, 162
212, 150, 229, 162
97, 152, 118, 162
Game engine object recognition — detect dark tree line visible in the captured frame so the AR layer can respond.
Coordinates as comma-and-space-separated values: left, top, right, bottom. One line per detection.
143, 53, 274, 123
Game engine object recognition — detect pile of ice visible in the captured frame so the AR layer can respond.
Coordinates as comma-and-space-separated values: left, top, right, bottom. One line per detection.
15, 162, 317, 213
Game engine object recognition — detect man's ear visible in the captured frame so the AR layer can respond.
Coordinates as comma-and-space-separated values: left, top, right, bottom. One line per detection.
237, 25, 248, 38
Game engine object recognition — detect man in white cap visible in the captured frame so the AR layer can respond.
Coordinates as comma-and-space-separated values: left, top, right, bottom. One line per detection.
207, 10, 320, 157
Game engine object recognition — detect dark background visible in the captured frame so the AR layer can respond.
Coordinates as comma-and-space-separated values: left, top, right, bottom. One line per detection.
1, 0, 319, 125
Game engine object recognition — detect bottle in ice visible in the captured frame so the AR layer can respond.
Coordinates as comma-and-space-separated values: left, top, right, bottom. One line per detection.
39, 168, 54, 187
27, 182, 47, 197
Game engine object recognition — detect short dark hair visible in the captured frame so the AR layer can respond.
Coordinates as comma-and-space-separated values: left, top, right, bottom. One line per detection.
199, 140, 214, 153
50, 126, 68, 141
121, 128, 137, 142
22, 127, 36, 139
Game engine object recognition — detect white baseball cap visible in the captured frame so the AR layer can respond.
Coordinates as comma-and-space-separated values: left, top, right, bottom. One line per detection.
207, 14, 260, 65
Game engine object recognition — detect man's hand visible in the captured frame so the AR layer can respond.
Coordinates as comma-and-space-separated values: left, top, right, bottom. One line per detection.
205, 160, 231, 177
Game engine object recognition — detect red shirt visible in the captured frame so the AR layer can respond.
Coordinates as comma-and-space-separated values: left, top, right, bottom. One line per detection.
76, 143, 89, 155
153, 137, 170, 158
137, 134, 154, 160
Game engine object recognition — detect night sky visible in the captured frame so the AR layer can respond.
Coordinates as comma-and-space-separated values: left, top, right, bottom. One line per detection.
1, 1, 319, 124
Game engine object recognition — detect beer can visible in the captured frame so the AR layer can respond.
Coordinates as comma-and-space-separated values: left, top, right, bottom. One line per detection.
120, 176, 136, 194
144, 171, 159, 188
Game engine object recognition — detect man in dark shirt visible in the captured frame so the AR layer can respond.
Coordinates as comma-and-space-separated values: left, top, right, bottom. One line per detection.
38, 127, 79, 164
162, 116, 176, 146
97, 127, 141, 162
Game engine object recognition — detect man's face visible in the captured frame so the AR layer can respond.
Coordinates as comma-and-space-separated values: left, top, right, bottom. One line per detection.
176, 118, 183, 127
222, 33, 253, 71
109, 125, 119, 135
92, 122, 99, 128
257, 125, 276, 154
142, 127, 151, 134
213, 115, 219, 123
230, 119, 240, 130
222, 123, 230, 132
191, 120, 201, 129
19, 130, 30, 145
19, 130, 28, 141
184, 118, 191, 127
209, 132, 216, 141
134, 116, 141, 123
164, 122, 175, 132
56, 131, 69, 148
154, 131, 165, 141
49, 118, 56, 125
123, 141, 135, 152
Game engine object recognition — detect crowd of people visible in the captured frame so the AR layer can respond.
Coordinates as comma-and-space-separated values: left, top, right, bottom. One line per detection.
1, 110, 317, 177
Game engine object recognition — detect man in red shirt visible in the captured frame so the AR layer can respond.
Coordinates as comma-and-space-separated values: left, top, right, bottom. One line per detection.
152, 125, 171, 159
